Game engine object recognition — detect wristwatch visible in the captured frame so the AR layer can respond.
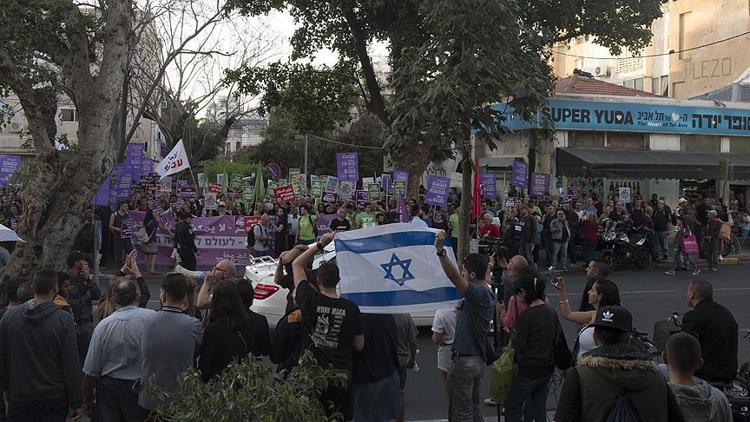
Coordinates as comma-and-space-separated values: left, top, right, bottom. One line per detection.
315, 242, 324, 250
436, 248, 447, 257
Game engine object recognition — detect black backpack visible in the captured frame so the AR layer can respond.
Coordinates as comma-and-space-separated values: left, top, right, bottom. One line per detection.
605, 390, 645, 422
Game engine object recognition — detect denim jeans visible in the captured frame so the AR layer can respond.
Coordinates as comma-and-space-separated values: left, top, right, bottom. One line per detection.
551, 241, 568, 269
504, 373, 552, 422
352, 371, 400, 422
653, 230, 669, 259
519, 242, 536, 268
7, 398, 68, 422
448, 355, 484, 422
96, 377, 147, 422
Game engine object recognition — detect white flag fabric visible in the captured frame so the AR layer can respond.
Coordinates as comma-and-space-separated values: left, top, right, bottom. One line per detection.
156, 140, 190, 180
334, 223, 461, 314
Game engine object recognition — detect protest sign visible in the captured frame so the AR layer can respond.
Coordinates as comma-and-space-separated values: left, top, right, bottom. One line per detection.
393, 169, 408, 182
197, 173, 207, 192
481, 172, 496, 200
381, 173, 392, 193
393, 180, 406, 197
156, 140, 190, 180
338, 180, 355, 201
367, 183, 381, 201
511, 159, 528, 188
121, 218, 134, 239
205, 193, 218, 210
504, 197, 517, 209
425, 176, 450, 207
336, 152, 359, 184
310, 178, 325, 198
531, 173, 550, 196
243, 215, 261, 232
208, 183, 222, 194
230, 175, 243, 192
362, 177, 374, 186
273, 184, 295, 203
355, 190, 369, 207
159, 176, 172, 193
619, 187, 632, 203
322, 192, 338, 203
324, 176, 339, 193
0, 155, 22, 186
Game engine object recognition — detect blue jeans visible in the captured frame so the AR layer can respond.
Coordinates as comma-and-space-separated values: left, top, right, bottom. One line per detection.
352, 371, 400, 422
448, 355, 484, 422
653, 230, 669, 259
504, 373, 552, 422
7, 398, 68, 422
551, 241, 568, 269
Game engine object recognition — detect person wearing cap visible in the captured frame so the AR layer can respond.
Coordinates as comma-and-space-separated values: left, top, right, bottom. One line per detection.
555, 305, 685, 422
704, 210, 722, 272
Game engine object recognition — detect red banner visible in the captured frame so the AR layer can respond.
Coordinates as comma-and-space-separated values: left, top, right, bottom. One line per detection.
273, 184, 295, 203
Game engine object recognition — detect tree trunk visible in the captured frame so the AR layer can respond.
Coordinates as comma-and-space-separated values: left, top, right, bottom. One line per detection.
392, 143, 430, 200
2, 151, 102, 281
458, 141, 473, 263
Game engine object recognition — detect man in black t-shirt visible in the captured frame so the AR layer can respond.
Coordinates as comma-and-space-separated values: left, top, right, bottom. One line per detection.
292, 232, 364, 419
329, 207, 352, 232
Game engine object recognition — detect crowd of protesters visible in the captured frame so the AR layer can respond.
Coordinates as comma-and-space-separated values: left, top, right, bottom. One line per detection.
0, 179, 744, 421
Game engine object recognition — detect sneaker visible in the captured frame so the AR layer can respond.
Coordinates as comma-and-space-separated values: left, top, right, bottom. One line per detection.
548, 266, 554, 271
665, 269, 675, 275
484, 398, 498, 406
719, 255, 724, 261
691, 268, 702, 276
711, 268, 718, 272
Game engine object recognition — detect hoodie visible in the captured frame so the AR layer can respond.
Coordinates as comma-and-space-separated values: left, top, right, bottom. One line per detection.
0, 300, 83, 407
669, 379, 732, 422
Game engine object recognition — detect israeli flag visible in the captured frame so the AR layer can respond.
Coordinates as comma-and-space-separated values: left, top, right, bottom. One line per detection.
335, 223, 462, 313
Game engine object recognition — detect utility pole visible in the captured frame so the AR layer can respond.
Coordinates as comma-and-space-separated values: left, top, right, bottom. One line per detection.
304, 133, 309, 176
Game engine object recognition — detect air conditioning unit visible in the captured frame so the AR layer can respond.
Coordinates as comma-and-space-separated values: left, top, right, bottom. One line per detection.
595, 66, 612, 76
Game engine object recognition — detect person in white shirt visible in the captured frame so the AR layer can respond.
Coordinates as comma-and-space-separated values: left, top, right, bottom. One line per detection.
432, 303, 460, 419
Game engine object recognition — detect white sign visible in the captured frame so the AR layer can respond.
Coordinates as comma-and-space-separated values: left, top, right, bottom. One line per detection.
156, 140, 191, 180
205, 192, 218, 211
618, 187, 632, 203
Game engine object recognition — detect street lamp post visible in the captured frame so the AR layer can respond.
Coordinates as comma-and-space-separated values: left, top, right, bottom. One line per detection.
294, 133, 309, 176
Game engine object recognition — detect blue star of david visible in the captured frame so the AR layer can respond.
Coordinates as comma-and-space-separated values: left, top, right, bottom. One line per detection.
380, 253, 415, 286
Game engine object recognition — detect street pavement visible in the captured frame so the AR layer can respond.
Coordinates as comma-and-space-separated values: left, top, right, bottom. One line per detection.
133, 263, 750, 421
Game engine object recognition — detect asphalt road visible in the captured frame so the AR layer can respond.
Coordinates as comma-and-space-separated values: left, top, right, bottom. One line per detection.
137, 264, 750, 421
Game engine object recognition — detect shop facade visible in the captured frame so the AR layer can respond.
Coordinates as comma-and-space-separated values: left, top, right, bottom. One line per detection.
479, 93, 750, 207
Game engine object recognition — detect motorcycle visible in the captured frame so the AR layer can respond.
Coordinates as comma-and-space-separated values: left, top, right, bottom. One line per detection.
600, 219, 652, 270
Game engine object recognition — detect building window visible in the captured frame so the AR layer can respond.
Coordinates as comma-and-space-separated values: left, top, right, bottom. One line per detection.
569, 131, 605, 148
607, 132, 647, 150
680, 135, 720, 152
235, 141, 241, 151
623, 80, 635, 89
633, 78, 644, 91
652, 77, 660, 94
679, 12, 691, 59
660, 76, 669, 96
60, 109, 77, 122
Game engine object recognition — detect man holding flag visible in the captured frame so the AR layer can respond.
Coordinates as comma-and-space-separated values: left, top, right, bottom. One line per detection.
434, 230, 496, 422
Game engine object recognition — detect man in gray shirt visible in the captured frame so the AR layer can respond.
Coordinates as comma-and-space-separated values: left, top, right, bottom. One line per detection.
83, 277, 155, 420
140, 273, 203, 411
435, 231, 496, 422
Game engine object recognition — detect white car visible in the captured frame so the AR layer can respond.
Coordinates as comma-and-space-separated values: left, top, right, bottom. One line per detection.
244, 243, 441, 327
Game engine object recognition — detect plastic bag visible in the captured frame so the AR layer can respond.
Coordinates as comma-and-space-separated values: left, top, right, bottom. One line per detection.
490, 344, 514, 403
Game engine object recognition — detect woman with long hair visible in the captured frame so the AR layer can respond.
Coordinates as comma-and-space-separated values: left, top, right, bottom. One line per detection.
554, 276, 621, 357
198, 280, 254, 382
96, 277, 121, 321
141, 208, 159, 274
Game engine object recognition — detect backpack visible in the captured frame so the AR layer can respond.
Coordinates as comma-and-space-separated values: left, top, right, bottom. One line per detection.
605, 390, 646, 422
247, 224, 258, 248
307, 215, 318, 237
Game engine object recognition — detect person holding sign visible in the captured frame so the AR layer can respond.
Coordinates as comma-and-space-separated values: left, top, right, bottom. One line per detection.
109, 200, 133, 269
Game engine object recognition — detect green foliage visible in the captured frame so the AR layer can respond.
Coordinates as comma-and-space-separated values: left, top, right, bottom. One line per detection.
225, 61, 358, 134
7, 158, 36, 190
387, 0, 555, 157
202, 159, 259, 182
240, 106, 384, 177
146, 352, 348, 422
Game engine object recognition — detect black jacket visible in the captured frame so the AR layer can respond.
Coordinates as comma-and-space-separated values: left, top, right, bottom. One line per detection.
66, 273, 101, 324
0, 300, 83, 407
270, 309, 304, 372
681, 299, 738, 384
175, 221, 197, 254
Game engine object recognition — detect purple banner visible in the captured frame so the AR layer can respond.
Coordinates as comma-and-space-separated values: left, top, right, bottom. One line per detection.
393, 169, 409, 183
322, 192, 338, 203
315, 214, 337, 236
481, 172, 496, 200
0, 155, 22, 187
94, 175, 111, 206
130, 212, 252, 267
531, 173, 550, 196
397, 195, 409, 223
425, 175, 450, 207
336, 152, 359, 184
511, 159, 528, 188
